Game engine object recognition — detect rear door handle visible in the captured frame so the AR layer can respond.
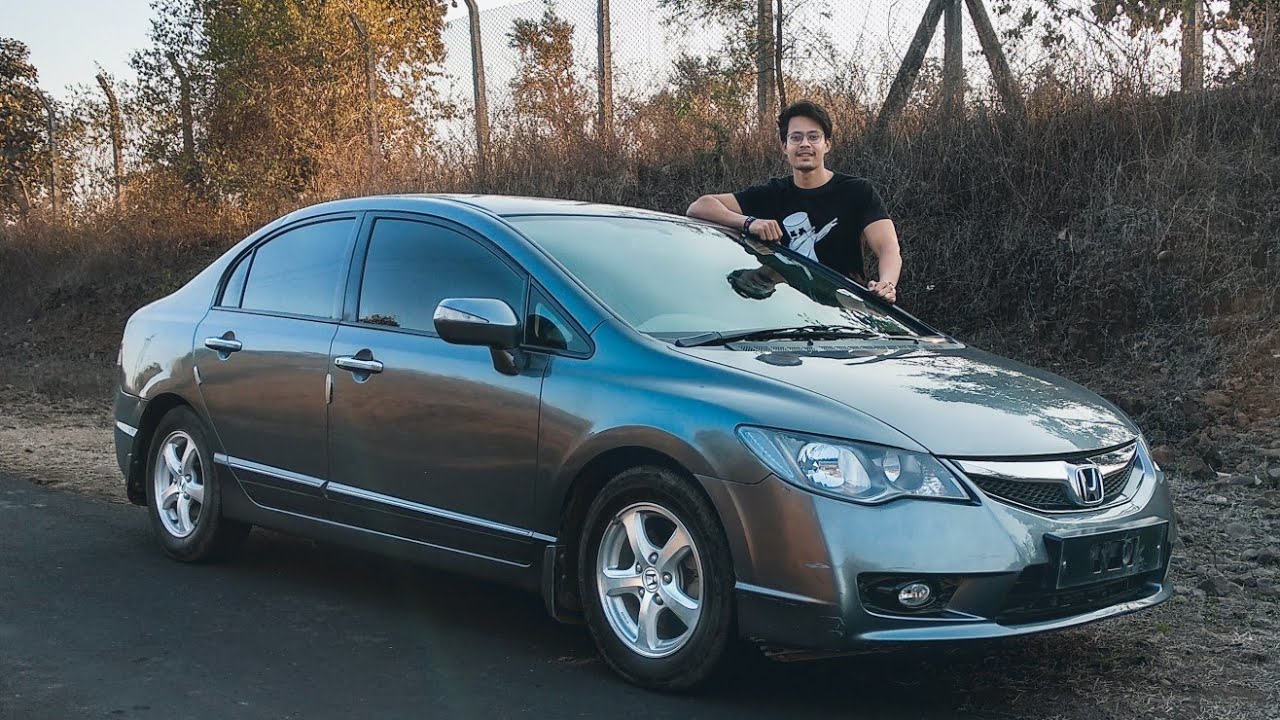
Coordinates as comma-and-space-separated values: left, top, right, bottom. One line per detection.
334, 356, 384, 374
204, 337, 242, 353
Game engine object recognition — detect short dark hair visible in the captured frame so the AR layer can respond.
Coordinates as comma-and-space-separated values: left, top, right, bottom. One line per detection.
777, 100, 833, 143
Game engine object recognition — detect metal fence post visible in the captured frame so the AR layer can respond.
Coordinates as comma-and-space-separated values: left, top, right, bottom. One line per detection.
96, 71, 125, 208
597, 0, 614, 137
462, 0, 490, 183
873, 0, 947, 133
943, 0, 964, 118
965, 0, 1025, 117
348, 13, 382, 167
757, 0, 776, 129
38, 92, 58, 217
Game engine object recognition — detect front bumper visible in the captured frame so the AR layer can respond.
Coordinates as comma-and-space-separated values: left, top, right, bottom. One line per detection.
702, 457, 1176, 650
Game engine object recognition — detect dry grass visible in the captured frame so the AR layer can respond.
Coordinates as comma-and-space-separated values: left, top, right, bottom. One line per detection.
1, 78, 1277, 449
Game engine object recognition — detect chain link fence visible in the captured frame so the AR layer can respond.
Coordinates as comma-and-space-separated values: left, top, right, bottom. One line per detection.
433, 0, 1253, 146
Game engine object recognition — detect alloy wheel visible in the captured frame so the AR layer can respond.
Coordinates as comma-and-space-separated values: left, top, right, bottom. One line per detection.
595, 502, 704, 658
152, 430, 206, 539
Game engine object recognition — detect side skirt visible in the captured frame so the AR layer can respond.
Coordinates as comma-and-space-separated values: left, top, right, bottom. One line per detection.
218, 464, 550, 595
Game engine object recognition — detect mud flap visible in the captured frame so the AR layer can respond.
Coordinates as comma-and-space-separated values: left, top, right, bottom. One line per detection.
542, 544, 585, 624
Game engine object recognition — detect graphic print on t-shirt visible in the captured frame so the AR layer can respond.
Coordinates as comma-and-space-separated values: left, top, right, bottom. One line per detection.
733, 173, 890, 280
781, 212, 839, 261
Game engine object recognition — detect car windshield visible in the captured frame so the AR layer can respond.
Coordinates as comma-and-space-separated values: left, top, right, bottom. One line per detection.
510, 215, 924, 340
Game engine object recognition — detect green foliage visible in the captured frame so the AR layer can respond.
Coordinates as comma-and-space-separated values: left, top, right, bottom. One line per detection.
506, 2, 591, 138
129, 0, 451, 206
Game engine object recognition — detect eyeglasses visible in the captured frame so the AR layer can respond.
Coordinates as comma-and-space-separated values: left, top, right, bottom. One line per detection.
787, 131, 825, 144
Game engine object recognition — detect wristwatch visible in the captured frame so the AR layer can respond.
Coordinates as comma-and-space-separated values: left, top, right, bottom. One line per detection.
742, 216, 756, 233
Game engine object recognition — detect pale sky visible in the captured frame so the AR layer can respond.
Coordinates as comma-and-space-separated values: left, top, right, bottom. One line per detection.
2, 0, 529, 100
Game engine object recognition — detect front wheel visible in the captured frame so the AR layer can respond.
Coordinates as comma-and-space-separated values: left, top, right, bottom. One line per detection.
144, 406, 250, 562
578, 466, 735, 690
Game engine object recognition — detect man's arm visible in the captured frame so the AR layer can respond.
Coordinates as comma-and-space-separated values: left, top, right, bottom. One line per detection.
862, 218, 901, 304
687, 193, 782, 242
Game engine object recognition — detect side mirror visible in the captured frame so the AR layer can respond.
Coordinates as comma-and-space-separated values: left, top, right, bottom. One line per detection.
433, 298, 521, 350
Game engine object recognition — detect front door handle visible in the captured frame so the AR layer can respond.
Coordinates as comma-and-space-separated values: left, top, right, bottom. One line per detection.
204, 337, 243, 352
334, 356, 384, 374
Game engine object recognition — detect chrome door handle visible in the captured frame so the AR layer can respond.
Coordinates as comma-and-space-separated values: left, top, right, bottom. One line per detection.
334, 356, 384, 374
204, 337, 243, 353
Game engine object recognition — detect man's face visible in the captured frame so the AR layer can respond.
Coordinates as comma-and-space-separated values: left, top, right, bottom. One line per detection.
781, 116, 831, 172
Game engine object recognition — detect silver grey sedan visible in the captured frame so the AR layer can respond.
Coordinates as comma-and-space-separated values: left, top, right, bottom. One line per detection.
114, 195, 1175, 690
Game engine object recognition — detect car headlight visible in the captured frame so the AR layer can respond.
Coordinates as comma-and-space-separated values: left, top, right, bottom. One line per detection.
737, 426, 970, 505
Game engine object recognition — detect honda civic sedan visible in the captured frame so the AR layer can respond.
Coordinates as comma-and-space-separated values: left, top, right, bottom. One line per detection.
114, 195, 1176, 690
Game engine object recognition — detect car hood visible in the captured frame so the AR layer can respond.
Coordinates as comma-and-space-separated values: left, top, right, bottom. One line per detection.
672, 341, 1136, 457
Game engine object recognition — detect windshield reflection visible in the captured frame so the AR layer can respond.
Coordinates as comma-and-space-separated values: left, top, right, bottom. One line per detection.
512, 215, 921, 339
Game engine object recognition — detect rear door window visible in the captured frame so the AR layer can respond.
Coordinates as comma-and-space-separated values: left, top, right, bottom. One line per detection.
240, 219, 355, 319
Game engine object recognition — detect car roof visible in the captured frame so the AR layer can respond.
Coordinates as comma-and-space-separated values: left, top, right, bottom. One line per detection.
443, 194, 686, 220
319, 193, 684, 222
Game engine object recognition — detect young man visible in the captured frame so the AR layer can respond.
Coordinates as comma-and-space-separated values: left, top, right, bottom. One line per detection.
686, 100, 902, 303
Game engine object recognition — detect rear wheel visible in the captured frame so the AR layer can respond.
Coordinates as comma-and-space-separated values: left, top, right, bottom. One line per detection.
145, 406, 249, 562
579, 466, 735, 690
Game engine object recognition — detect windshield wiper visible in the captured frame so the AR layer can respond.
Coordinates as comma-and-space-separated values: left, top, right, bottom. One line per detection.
675, 324, 906, 348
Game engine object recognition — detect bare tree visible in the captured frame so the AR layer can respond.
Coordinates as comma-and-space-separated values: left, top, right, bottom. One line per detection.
1181, 0, 1204, 92
165, 52, 201, 188
96, 70, 125, 207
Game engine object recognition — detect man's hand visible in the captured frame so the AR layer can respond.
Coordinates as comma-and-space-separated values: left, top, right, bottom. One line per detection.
867, 279, 897, 304
748, 218, 783, 242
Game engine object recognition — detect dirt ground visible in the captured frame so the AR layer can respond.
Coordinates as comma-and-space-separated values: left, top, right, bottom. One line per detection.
1, 383, 1277, 719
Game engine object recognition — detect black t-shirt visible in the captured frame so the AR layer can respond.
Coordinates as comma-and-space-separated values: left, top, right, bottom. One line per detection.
734, 173, 890, 281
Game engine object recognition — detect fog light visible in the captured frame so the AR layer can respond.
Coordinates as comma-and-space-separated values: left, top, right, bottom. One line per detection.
897, 582, 933, 608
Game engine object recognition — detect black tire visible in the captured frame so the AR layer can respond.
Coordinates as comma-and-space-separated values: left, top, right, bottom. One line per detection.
144, 406, 250, 562
578, 465, 735, 691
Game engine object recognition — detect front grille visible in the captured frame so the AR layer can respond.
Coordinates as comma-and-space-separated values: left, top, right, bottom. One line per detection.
971, 477, 1074, 509
958, 443, 1138, 512
997, 564, 1162, 624
1103, 467, 1131, 497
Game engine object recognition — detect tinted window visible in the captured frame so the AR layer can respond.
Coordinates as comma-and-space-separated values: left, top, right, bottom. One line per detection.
241, 219, 354, 318
218, 252, 251, 308
357, 218, 524, 333
526, 287, 589, 353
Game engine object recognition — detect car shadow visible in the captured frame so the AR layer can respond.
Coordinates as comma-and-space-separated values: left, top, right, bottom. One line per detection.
214, 527, 1115, 719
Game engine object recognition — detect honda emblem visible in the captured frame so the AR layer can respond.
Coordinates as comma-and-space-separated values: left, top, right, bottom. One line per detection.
1073, 465, 1105, 506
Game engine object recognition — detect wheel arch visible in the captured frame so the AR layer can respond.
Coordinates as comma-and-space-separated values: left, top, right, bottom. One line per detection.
126, 392, 200, 505
548, 445, 728, 619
